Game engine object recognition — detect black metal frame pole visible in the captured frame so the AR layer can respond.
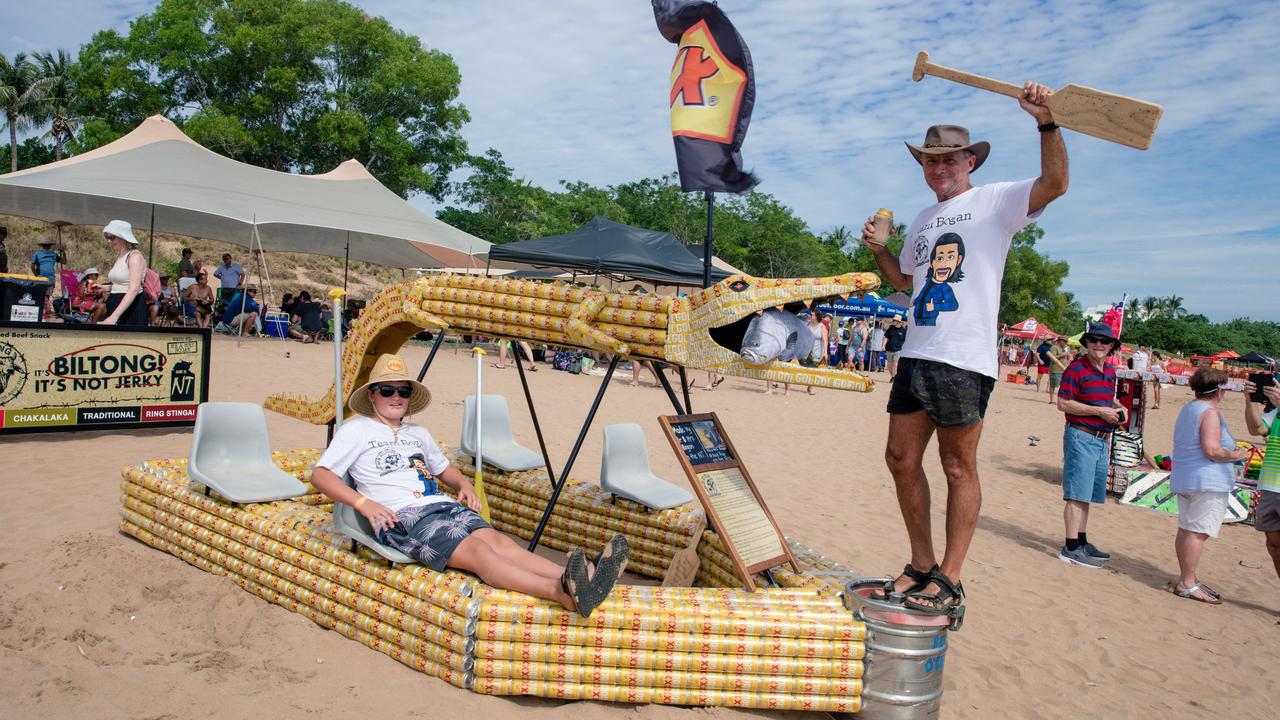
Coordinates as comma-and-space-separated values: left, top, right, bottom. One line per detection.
654, 365, 686, 415
527, 354, 620, 551
677, 365, 692, 414
702, 191, 714, 288
416, 329, 448, 382
512, 345, 559, 492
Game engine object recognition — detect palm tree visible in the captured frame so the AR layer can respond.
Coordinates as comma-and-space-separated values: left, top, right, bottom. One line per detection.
1141, 295, 1161, 320
1160, 294, 1187, 319
1126, 297, 1142, 320
37, 50, 79, 161
0, 52, 50, 172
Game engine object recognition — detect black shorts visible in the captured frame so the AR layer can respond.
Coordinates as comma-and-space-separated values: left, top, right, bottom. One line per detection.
887, 357, 995, 428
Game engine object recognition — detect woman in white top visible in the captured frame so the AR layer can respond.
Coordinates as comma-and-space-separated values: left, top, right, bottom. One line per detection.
1149, 351, 1164, 409
310, 354, 630, 618
100, 220, 148, 326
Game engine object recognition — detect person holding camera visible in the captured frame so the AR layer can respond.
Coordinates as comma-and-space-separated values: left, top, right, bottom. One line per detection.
1244, 373, 1280, 585
1055, 322, 1126, 569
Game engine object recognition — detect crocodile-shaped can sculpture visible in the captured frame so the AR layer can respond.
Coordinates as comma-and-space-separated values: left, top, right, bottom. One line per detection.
265, 272, 881, 424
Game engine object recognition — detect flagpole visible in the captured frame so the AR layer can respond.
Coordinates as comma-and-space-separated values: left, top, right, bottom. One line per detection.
702, 191, 714, 288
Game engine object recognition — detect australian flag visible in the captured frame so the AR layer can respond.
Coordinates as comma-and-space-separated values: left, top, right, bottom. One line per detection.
653, 0, 759, 193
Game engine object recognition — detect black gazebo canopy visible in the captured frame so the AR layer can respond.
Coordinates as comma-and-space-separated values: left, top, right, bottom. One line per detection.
487, 216, 732, 286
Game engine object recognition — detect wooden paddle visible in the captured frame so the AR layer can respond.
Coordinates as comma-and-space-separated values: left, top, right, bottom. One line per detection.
912, 51, 1163, 150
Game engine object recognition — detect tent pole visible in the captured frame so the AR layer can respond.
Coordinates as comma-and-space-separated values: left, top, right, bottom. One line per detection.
236, 222, 258, 348
147, 204, 156, 266
342, 232, 350, 293
702, 191, 714, 288
415, 329, 448, 382
528, 354, 620, 551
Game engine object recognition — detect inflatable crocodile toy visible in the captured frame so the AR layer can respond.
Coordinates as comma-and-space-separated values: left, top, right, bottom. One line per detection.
265, 272, 881, 424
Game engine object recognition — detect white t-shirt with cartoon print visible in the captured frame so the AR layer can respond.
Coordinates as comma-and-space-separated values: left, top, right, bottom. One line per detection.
317, 416, 452, 512
898, 179, 1041, 378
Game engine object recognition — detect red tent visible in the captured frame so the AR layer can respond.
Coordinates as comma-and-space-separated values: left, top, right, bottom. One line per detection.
1004, 317, 1059, 340
1212, 350, 1239, 359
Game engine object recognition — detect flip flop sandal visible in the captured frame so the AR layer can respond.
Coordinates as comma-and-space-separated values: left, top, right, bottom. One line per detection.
1196, 581, 1223, 601
903, 568, 965, 615
870, 563, 934, 601
559, 548, 592, 617
1173, 582, 1221, 605
578, 534, 629, 613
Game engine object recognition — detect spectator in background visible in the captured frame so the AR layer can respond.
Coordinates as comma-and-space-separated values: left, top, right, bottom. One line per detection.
99, 220, 149, 327
177, 247, 195, 281
848, 319, 866, 371
288, 291, 323, 343
836, 319, 850, 367
1047, 335, 1073, 404
885, 317, 907, 378
1244, 376, 1280, 585
279, 292, 297, 320
1149, 351, 1165, 410
1168, 367, 1249, 604
76, 267, 106, 322
220, 285, 261, 337
178, 259, 202, 295
213, 253, 244, 290
183, 270, 215, 328
1035, 338, 1052, 392
870, 320, 886, 372
0, 226, 8, 273
1131, 344, 1150, 373
30, 237, 62, 282
149, 275, 180, 326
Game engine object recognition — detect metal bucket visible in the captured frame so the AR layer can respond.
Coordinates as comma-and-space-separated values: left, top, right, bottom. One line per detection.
843, 578, 949, 720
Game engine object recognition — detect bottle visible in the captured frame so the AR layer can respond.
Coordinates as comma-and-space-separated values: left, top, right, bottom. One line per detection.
871, 208, 893, 246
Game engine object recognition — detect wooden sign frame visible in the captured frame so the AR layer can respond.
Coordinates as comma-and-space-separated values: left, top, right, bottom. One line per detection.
659, 412, 799, 591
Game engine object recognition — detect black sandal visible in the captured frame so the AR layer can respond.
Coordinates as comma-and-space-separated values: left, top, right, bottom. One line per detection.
578, 534, 629, 614
559, 548, 592, 618
870, 563, 934, 601
902, 568, 965, 615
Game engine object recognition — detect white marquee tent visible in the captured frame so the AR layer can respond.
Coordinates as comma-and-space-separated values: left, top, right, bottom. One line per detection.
0, 115, 489, 269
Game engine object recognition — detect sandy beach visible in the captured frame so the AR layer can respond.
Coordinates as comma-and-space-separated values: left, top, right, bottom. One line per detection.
1, 334, 1275, 719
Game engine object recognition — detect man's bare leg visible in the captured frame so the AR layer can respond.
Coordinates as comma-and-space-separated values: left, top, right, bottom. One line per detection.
448, 533, 574, 610
884, 409, 938, 592
934, 421, 984, 585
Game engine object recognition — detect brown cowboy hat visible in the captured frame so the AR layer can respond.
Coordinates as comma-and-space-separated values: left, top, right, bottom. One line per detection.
906, 125, 990, 171
348, 353, 432, 418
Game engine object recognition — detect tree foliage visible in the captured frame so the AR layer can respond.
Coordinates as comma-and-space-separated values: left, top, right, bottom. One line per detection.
71, 0, 469, 198
1, 52, 52, 172
998, 223, 1084, 334
1123, 315, 1280, 357
0, 138, 57, 171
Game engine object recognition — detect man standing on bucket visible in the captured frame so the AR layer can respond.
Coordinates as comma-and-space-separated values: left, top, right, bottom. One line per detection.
862, 81, 1068, 615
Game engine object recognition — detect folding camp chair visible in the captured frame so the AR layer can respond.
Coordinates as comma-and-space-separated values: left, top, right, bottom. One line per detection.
600, 423, 694, 510
460, 395, 544, 472
55, 269, 92, 323
187, 402, 307, 503
331, 473, 415, 565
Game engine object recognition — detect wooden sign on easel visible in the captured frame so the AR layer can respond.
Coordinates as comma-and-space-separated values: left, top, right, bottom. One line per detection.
659, 412, 798, 591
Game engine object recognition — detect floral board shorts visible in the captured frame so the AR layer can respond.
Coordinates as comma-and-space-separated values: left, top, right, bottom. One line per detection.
378, 501, 491, 571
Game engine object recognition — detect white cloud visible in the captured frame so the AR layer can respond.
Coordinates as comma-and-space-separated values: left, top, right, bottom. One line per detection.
5, 0, 1278, 321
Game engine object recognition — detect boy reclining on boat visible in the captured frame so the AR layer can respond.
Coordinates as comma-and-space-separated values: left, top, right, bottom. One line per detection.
311, 353, 628, 617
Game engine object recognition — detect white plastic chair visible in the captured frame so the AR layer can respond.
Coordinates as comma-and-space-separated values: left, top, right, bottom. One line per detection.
600, 423, 694, 510
332, 473, 414, 564
460, 395, 544, 472
188, 402, 307, 503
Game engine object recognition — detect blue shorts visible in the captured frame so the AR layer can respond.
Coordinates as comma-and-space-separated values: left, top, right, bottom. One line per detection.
378, 501, 491, 571
1062, 425, 1109, 504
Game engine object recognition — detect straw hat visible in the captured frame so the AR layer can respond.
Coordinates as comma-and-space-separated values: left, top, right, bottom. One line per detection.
103, 219, 139, 244
906, 125, 990, 171
347, 353, 431, 418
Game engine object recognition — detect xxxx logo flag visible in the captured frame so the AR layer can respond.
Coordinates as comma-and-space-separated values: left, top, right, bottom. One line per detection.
654, 0, 758, 194
669, 20, 746, 143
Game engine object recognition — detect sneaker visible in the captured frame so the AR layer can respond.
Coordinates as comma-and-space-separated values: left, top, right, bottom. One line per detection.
1058, 545, 1104, 569
1083, 543, 1111, 561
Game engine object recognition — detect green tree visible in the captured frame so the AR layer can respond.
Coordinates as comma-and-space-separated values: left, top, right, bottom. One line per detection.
36, 49, 81, 161
1, 52, 50, 172
998, 223, 1083, 333
0, 138, 57, 171
72, 0, 469, 198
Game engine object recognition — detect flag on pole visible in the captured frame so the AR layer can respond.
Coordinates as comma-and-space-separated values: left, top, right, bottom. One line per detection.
1101, 297, 1126, 337
653, 0, 759, 193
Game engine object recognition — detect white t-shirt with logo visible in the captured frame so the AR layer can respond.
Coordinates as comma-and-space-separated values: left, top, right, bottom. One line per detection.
899, 179, 1041, 378
316, 416, 452, 512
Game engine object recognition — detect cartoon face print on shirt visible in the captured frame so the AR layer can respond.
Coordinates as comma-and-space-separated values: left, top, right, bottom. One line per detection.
913, 232, 966, 327
409, 452, 439, 495
375, 448, 407, 475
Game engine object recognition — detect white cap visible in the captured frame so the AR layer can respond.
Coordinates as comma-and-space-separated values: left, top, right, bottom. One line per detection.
103, 219, 138, 244
82, 267, 100, 277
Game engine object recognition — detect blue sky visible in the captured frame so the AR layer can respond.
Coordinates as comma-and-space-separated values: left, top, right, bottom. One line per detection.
6, 1, 1278, 322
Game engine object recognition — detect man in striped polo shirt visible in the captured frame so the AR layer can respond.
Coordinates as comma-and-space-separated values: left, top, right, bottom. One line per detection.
1055, 322, 1127, 568
1244, 375, 1280, 582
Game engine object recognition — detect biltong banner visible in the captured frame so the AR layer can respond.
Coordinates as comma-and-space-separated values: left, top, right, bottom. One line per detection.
0, 322, 210, 433
653, 0, 759, 193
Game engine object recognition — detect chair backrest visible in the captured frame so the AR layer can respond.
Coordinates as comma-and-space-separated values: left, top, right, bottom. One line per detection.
461, 394, 518, 453
190, 402, 277, 476
60, 269, 84, 302
602, 423, 654, 479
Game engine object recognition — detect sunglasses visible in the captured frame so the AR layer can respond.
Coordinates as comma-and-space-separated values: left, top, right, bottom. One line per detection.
1083, 337, 1113, 346
370, 384, 412, 398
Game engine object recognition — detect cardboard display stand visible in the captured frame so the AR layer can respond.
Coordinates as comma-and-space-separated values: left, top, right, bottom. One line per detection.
659, 412, 798, 590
